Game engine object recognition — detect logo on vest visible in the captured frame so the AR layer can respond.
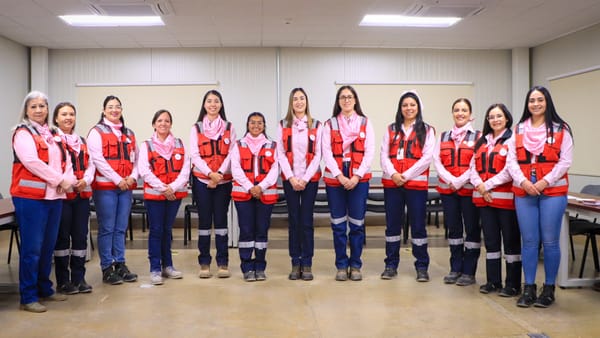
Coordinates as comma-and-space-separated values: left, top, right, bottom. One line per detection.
309, 134, 316, 141
499, 148, 508, 156
547, 136, 555, 144
265, 151, 272, 157
175, 154, 182, 160
359, 132, 365, 138
224, 138, 230, 145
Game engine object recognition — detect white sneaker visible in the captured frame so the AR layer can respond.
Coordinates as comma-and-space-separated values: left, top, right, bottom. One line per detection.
162, 266, 183, 279
150, 271, 163, 285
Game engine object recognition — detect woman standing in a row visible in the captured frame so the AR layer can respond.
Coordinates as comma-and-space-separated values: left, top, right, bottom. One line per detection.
139, 109, 190, 285
471, 104, 521, 297
380, 91, 435, 282
277, 88, 322, 281
12, 91, 75, 312
88, 95, 139, 285
190, 90, 236, 279
231, 112, 279, 282
52, 102, 95, 295
434, 98, 481, 286
323, 85, 374, 282
508, 86, 573, 308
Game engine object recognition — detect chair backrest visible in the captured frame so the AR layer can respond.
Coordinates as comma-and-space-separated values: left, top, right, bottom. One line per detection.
581, 185, 600, 196
0, 192, 3, 199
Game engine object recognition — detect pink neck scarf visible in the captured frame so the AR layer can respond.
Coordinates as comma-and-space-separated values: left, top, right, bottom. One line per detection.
103, 118, 123, 136
523, 118, 546, 156
203, 115, 225, 140
485, 129, 506, 151
338, 113, 360, 151
151, 132, 175, 160
30, 121, 55, 145
61, 130, 82, 154
293, 115, 307, 132
244, 133, 267, 154
451, 122, 474, 144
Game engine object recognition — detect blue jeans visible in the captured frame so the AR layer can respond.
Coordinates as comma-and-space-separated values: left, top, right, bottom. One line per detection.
193, 179, 232, 266
145, 199, 182, 272
515, 194, 567, 285
235, 199, 274, 273
283, 180, 318, 267
93, 189, 132, 270
326, 182, 369, 269
383, 187, 429, 270
440, 192, 481, 275
13, 197, 62, 304
55, 197, 90, 285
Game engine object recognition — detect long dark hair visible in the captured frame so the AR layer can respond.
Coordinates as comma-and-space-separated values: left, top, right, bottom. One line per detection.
196, 90, 227, 122
474, 103, 513, 153
394, 91, 426, 146
518, 86, 572, 139
98, 95, 126, 127
245, 112, 268, 137
332, 85, 365, 117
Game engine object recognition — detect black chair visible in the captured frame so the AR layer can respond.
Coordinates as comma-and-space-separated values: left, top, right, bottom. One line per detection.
0, 193, 20, 264
569, 184, 600, 277
128, 191, 148, 241
183, 177, 198, 246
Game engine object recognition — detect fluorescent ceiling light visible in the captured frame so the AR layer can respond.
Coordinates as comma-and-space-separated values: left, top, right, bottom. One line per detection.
59, 15, 164, 27
360, 14, 461, 28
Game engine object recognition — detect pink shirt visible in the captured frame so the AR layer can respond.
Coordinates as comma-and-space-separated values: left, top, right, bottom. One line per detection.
230, 135, 279, 193
276, 118, 322, 182
433, 130, 473, 189
87, 120, 139, 185
189, 123, 237, 185
137, 138, 191, 193
322, 116, 375, 178
380, 123, 435, 181
506, 122, 573, 186
13, 126, 76, 200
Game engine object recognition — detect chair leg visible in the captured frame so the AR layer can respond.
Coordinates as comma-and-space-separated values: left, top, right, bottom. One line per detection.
128, 214, 133, 241
184, 210, 189, 246
579, 235, 591, 278
570, 234, 576, 261
8, 229, 14, 264
590, 234, 599, 272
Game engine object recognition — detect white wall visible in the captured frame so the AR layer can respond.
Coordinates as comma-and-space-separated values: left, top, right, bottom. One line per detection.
531, 23, 600, 192
0, 36, 29, 196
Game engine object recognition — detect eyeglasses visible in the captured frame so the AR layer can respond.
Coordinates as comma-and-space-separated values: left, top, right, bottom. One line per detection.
339, 95, 355, 101
249, 121, 264, 126
487, 114, 504, 121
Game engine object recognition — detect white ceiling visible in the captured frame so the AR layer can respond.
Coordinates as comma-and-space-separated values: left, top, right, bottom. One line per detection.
1, 0, 600, 49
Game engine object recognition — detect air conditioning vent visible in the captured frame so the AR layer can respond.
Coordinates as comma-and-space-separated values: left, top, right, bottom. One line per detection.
86, 0, 173, 16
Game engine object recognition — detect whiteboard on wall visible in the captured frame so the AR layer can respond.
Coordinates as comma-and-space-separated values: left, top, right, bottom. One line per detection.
335, 83, 474, 171
550, 68, 600, 176
76, 83, 217, 145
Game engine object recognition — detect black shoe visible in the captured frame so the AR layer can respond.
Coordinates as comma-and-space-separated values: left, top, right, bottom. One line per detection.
479, 282, 502, 294
255, 270, 266, 281
77, 279, 93, 293
102, 266, 123, 285
381, 267, 398, 280
416, 269, 430, 282
243, 270, 256, 282
115, 262, 138, 282
288, 266, 300, 280
58, 282, 79, 295
534, 284, 555, 308
517, 284, 537, 308
443, 271, 461, 284
499, 286, 520, 297
301, 266, 314, 281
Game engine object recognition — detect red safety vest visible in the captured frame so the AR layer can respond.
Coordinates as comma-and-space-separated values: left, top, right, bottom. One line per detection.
472, 132, 514, 209
381, 123, 432, 190
91, 123, 137, 191
192, 121, 233, 181
323, 116, 372, 187
512, 122, 569, 197
231, 140, 278, 204
10, 124, 67, 199
436, 130, 480, 196
143, 138, 188, 201
65, 136, 92, 200
280, 119, 322, 182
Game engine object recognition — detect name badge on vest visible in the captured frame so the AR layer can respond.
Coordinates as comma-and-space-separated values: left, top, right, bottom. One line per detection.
130, 151, 136, 162
175, 154, 182, 161
397, 148, 404, 160
224, 138, 230, 145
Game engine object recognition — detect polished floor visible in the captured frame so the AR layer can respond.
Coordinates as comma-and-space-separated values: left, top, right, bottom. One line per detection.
0, 215, 599, 338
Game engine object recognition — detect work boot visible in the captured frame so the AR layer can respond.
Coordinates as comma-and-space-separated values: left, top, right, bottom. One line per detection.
301, 266, 314, 281
534, 284, 555, 308
115, 262, 137, 282
288, 265, 301, 280
517, 284, 537, 308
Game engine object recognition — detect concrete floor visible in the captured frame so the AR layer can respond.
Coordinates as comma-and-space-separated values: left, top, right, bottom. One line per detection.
0, 216, 599, 338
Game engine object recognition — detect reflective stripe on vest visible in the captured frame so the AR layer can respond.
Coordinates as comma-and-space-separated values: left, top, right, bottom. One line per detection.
472, 135, 514, 210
